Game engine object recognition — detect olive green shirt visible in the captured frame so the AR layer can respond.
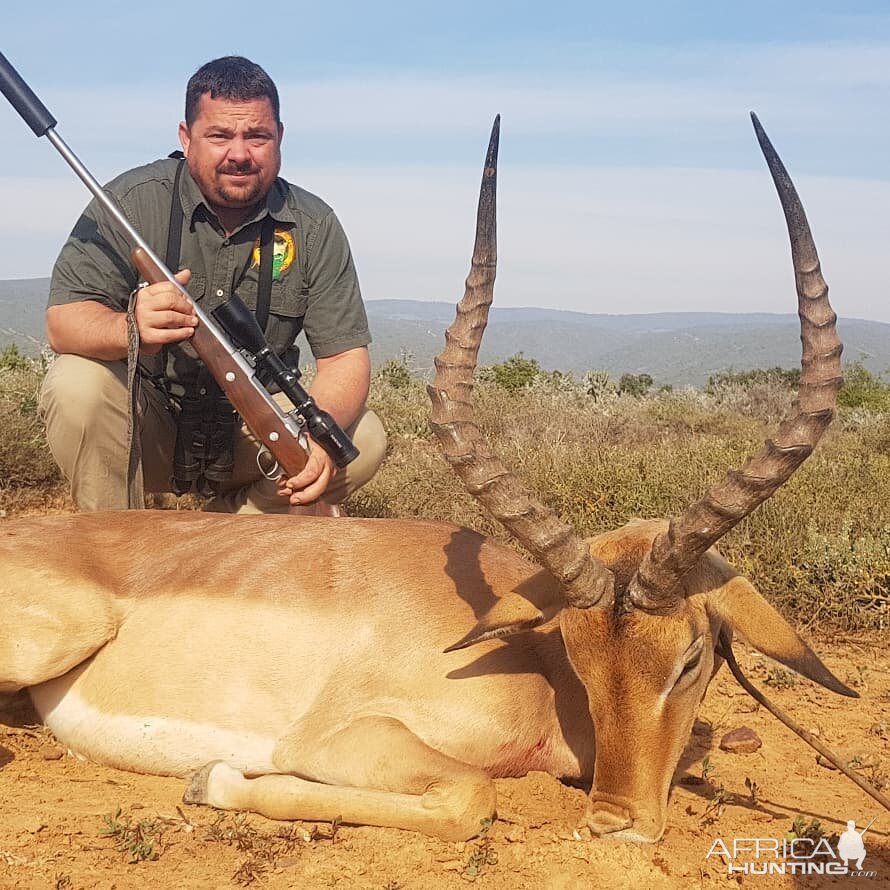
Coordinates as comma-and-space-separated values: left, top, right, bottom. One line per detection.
49, 158, 370, 386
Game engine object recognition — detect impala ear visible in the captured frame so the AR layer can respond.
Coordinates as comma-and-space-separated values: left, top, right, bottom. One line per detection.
709, 575, 857, 698
445, 591, 562, 652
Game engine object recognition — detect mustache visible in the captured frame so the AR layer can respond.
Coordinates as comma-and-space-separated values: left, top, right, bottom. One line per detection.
217, 162, 259, 175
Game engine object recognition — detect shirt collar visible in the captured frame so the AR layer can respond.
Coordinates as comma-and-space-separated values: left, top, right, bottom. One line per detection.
178, 163, 297, 233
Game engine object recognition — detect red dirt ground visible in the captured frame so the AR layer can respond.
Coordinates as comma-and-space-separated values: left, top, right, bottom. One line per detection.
0, 636, 887, 890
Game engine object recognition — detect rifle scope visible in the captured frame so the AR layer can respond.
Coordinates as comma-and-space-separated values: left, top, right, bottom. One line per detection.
213, 296, 359, 468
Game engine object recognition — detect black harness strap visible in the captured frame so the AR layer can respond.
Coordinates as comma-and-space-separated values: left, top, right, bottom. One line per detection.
165, 157, 186, 274
256, 215, 275, 333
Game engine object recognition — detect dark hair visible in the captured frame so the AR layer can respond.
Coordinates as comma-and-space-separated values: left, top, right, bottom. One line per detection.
185, 56, 280, 125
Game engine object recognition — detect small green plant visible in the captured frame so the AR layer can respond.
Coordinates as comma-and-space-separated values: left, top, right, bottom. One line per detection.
207, 812, 341, 885
846, 665, 869, 690
701, 756, 715, 784
868, 721, 889, 739
785, 815, 839, 854
700, 757, 732, 825
100, 807, 163, 862
763, 666, 798, 690
463, 817, 498, 878
702, 785, 731, 826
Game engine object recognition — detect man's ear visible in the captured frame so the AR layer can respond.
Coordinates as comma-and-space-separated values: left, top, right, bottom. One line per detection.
178, 121, 190, 157
709, 575, 857, 697
445, 591, 562, 652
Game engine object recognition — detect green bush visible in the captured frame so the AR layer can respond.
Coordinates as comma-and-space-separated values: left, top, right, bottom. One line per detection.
706, 366, 800, 394
618, 373, 653, 398
481, 353, 541, 391
837, 362, 890, 410
0, 343, 33, 372
376, 357, 413, 390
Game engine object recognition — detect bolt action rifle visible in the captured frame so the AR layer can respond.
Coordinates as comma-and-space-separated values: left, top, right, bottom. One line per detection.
0, 50, 358, 489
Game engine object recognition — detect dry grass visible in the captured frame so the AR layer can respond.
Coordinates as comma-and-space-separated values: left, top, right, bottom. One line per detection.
2, 361, 888, 631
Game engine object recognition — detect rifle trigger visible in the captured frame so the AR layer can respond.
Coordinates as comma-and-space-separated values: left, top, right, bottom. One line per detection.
256, 445, 281, 481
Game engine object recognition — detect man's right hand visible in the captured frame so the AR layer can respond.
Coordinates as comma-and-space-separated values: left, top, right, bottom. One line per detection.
135, 269, 198, 355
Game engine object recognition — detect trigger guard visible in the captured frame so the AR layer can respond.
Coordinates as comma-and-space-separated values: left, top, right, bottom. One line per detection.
256, 445, 281, 481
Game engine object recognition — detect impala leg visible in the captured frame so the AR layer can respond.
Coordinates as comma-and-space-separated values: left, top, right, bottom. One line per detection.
184, 716, 496, 841
0, 578, 117, 693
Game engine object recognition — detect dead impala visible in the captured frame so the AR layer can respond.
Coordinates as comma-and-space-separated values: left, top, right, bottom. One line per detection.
0, 114, 856, 843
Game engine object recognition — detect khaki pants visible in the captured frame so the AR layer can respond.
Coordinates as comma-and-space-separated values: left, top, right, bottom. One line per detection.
39, 354, 387, 513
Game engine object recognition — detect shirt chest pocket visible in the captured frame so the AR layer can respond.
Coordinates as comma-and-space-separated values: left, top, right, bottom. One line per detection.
269, 277, 308, 319
265, 279, 308, 354
185, 273, 207, 303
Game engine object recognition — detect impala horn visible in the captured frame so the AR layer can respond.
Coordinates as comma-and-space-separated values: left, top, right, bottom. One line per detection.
428, 116, 615, 609
628, 114, 843, 613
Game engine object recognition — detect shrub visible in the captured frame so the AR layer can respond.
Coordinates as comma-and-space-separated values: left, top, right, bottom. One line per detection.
706, 366, 800, 394
0, 343, 32, 372
837, 363, 890, 410
376, 357, 413, 390
0, 361, 61, 491
481, 353, 541, 391
618, 373, 653, 398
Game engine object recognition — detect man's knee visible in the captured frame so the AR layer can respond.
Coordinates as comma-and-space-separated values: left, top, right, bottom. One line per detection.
345, 409, 387, 490
39, 355, 128, 427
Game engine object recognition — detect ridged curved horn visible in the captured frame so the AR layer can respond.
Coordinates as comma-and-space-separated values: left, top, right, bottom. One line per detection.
428, 116, 614, 609
627, 113, 843, 613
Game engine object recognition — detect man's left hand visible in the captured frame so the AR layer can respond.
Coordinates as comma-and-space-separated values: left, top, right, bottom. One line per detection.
276, 438, 335, 505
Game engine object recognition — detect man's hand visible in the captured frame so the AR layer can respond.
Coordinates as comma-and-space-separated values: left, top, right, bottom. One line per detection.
135, 269, 198, 355
276, 438, 335, 505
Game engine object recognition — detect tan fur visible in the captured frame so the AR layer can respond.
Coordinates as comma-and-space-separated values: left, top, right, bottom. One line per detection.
1, 511, 846, 842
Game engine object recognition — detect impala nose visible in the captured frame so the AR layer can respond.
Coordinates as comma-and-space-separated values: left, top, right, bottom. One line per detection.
585, 800, 633, 836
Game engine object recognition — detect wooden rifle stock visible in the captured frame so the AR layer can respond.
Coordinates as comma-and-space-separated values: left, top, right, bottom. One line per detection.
131, 247, 309, 478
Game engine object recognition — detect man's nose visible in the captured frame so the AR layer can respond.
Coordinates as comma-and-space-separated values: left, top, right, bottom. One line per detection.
226, 136, 250, 163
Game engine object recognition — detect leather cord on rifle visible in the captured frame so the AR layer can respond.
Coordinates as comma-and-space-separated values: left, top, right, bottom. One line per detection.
124, 288, 145, 509
716, 630, 890, 812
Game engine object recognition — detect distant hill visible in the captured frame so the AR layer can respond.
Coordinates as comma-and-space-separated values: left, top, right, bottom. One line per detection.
0, 278, 50, 352
3, 279, 888, 387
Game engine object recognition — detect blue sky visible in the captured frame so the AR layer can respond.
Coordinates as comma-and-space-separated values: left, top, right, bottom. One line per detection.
2, 1, 889, 321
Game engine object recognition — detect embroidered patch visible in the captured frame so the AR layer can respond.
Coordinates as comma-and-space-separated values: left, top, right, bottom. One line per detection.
252, 229, 296, 280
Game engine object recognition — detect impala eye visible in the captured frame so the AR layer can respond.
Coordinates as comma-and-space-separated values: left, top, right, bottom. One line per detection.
673, 636, 705, 688
679, 652, 702, 679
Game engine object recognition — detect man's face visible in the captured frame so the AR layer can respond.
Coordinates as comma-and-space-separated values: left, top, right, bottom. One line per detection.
179, 93, 283, 214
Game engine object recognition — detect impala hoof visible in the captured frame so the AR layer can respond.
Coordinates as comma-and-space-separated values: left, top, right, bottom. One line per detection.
584, 799, 633, 836
183, 760, 224, 806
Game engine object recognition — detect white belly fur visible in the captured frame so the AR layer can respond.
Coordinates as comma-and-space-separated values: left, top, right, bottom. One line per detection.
30, 667, 277, 777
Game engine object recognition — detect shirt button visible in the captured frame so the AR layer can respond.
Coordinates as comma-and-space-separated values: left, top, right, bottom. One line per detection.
222, 239, 230, 246
216, 289, 224, 297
